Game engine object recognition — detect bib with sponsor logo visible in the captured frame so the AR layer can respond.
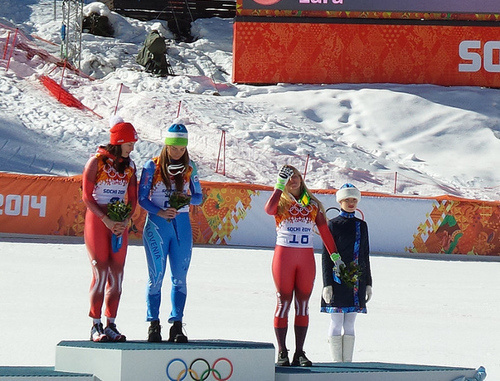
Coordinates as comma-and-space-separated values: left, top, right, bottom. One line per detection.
274, 199, 319, 248
92, 154, 136, 204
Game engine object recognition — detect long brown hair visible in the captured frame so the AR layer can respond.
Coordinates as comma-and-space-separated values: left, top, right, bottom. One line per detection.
158, 145, 190, 191
278, 165, 325, 215
101, 144, 131, 174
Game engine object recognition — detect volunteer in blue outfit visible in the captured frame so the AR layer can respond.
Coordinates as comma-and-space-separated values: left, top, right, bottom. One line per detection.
138, 123, 203, 343
321, 183, 372, 362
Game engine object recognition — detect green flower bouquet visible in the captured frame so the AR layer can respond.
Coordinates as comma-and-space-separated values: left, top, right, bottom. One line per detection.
338, 261, 362, 289
107, 200, 132, 253
169, 192, 191, 210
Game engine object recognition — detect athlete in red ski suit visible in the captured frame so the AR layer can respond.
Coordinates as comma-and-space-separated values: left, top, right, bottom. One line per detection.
82, 117, 138, 342
265, 165, 338, 367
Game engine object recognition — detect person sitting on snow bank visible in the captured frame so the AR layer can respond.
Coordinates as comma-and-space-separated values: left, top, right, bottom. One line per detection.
136, 24, 174, 77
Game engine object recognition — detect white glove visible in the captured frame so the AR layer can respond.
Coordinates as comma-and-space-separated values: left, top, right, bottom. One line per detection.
365, 285, 373, 303
275, 165, 294, 191
322, 286, 333, 304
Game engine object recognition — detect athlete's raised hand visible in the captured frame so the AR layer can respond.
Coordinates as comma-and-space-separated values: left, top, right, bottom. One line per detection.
275, 165, 294, 191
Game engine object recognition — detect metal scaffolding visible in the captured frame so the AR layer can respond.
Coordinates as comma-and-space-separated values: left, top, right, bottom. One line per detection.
61, 0, 83, 67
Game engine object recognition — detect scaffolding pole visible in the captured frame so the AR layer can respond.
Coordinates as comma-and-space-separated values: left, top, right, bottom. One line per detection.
61, 0, 83, 68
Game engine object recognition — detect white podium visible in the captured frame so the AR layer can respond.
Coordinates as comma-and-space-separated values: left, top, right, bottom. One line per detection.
55, 340, 275, 381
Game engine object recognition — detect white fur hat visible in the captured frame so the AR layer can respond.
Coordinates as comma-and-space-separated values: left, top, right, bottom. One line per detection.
336, 183, 361, 203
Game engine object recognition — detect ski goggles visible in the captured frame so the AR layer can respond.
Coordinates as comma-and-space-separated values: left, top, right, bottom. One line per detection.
167, 163, 186, 176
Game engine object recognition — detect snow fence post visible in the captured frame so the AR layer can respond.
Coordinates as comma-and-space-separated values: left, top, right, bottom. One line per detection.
216, 129, 226, 176
5, 28, 18, 72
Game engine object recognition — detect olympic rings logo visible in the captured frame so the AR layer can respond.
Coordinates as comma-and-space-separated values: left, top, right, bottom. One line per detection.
103, 164, 128, 180
166, 357, 234, 381
289, 203, 312, 217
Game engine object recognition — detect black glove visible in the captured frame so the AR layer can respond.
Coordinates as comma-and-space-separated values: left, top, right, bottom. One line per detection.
275, 165, 294, 190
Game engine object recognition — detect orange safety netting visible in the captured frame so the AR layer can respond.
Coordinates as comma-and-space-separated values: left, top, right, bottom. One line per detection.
39, 74, 85, 110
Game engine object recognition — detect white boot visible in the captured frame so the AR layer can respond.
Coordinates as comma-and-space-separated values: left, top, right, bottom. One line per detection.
328, 336, 343, 362
342, 335, 355, 362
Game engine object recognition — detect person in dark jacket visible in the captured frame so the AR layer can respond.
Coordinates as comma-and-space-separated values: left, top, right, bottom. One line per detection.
321, 183, 372, 362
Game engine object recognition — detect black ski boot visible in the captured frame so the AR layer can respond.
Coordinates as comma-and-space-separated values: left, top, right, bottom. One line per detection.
148, 320, 162, 342
168, 321, 188, 343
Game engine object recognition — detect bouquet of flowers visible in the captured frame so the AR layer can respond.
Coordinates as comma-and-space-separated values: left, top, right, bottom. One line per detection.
107, 200, 132, 253
338, 261, 362, 289
169, 192, 191, 210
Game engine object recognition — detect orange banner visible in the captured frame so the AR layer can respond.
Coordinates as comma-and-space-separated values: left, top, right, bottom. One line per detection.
236, 9, 500, 22
0, 173, 85, 236
237, 0, 500, 19
233, 20, 500, 87
0, 174, 269, 243
1, 173, 499, 256
409, 199, 500, 255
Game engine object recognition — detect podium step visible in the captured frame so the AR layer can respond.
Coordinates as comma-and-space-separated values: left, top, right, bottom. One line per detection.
53, 340, 486, 381
55, 340, 275, 381
0, 366, 94, 380
275, 362, 484, 381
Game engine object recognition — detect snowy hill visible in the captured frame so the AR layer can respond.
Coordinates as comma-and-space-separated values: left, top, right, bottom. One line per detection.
1, 0, 500, 201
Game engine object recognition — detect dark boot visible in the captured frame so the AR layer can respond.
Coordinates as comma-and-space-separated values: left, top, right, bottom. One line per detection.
276, 350, 290, 366
291, 350, 312, 367
168, 321, 188, 343
148, 320, 162, 342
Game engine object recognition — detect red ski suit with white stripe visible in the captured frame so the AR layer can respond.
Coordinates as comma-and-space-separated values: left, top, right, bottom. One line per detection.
82, 152, 137, 319
265, 189, 337, 328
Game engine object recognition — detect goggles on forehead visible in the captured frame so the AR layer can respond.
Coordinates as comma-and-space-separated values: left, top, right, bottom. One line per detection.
167, 163, 186, 176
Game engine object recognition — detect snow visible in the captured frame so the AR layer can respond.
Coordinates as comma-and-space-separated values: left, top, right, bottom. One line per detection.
0, 238, 498, 380
0, 1, 499, 379
1, 1, 500, 200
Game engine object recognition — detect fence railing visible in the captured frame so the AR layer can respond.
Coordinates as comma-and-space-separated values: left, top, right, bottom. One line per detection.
111, 0, 236, 21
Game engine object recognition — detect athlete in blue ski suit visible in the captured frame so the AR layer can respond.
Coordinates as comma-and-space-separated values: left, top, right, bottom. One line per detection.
138, 124, 202, 342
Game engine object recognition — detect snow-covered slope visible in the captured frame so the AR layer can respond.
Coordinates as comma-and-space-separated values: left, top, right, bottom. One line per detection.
1, 0, 500, 200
